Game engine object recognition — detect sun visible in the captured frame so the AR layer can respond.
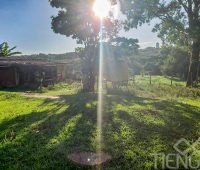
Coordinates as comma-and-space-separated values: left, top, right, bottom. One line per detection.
93, 0, 111, 18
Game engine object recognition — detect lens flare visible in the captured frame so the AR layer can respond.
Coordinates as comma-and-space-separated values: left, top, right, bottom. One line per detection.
93, 0, 111, 18
96, 18, 104, 168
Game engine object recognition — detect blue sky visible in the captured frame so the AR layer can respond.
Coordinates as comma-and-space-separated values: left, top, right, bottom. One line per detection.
0, 0, 160, 55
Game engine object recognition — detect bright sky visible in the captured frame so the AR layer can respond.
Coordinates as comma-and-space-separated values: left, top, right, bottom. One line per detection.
0, 0, 160, 55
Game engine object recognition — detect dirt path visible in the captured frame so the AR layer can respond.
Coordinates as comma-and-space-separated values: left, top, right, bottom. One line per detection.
22, 93, 60, 99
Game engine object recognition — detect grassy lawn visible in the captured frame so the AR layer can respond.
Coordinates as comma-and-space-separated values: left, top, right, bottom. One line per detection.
0, 76, 200, 169
134, 75, 186, 86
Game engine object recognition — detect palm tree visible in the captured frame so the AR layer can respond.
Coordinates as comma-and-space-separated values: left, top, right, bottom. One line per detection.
0, 42, 22, 57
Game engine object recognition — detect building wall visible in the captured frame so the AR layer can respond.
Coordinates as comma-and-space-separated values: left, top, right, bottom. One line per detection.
0, 67, 19, 87
0, 62, 70, 88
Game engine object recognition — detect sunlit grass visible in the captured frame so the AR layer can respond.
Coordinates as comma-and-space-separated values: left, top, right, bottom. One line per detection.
0, 76, 200, 169
135, 75, 185, 86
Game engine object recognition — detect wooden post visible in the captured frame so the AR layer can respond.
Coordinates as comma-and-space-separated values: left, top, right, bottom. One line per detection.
132, 75, 135, 85
96, 76, 98, 90
150, 73, 152, 85
105, 80, 108, 89
171, 76, 173, 86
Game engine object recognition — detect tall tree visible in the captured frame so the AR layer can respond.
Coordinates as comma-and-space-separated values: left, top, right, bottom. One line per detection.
111, 37, 139, 57
119, 0, 200, 86
160, 46, 189, 79
0, 42, 21, 57
49, 0, 119, 91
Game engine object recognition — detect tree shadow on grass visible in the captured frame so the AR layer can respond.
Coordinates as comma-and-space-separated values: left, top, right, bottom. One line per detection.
102, 95, 200, 169
0, 91, 200, 169
0, 92, 98, 170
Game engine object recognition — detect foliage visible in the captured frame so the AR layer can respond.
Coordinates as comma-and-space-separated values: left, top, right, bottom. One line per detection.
119, 0, 199, 43
119, 0, 200, 86
160, 46, 190, 79
111, 37, 140, 58
127, 46, 191, 79
50, 0, 119, 45
128, 47, 161, 75
0, 42, 21, 57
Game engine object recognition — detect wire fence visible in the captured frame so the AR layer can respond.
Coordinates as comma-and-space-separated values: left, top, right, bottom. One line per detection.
130, 75, 186, 87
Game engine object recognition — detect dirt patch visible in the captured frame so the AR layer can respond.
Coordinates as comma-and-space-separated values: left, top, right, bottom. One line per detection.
68, 152, 112, 166
22, 93, 60, 99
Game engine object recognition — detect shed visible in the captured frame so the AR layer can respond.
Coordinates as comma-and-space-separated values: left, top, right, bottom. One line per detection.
0, 58, 69, 87
0, 66, 19, 87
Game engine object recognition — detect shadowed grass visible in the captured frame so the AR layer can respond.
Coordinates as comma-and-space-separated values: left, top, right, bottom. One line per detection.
0, 78, 200, 169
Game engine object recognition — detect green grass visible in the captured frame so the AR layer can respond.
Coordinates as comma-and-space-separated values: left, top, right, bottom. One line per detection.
135, 75, 186, 86
0, 76, 200, 169
41, 83, 82, 96
0, 83, 81, 96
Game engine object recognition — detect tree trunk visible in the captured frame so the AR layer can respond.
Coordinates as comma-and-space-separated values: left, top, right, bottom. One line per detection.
82, 46, 97, 92
195, 61, 200, 83
82, 70, 95, 92
186, 40, 200, 86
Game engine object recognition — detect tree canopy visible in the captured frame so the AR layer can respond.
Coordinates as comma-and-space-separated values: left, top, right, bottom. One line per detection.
49, 0, 119, 46
119, 0, 199, 42
119, 0, 200, 86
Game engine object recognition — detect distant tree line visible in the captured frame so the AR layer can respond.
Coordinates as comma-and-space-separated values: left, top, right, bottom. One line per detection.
127, 46, 190, 81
